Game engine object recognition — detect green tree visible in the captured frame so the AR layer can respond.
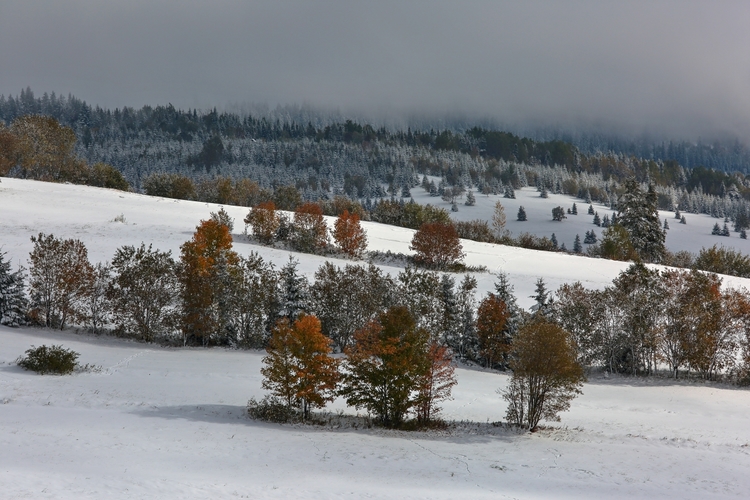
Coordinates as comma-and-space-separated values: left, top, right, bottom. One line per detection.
503, 318, 584, 431
617, 180, 665, 263
340, 306, 430, 427
109, 244, 177, 341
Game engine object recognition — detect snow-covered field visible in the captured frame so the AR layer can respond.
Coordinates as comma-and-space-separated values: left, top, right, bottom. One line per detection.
409, 181, 750, 257
3, 178, 750, 498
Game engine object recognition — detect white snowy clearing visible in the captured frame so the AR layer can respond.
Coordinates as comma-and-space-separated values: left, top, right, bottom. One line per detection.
2, 177, 750, 499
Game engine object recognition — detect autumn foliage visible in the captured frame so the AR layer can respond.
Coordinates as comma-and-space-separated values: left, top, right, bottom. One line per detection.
415, 342, 457, 425
410, 222, 464, 269
333, 209, 368, 258
476, 294, 511, 368
261, 314, 339, 419
244, 201, 280, 245
179, 219, 239, 345
341, 307, 428, 427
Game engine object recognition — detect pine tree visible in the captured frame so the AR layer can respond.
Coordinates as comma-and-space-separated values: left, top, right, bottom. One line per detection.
439, 274, 461, 347
0, 252, 27, 327
573, 234, 583, 253
588, 204, 595, 215
279, 256, 309, 321
601, 214, 610, 228
464, 190, 476, 206
531, 278, 551, 315
712, 222, 722, 235
675, 208, 681, 220
540, 184, 548, 198
663, 219, 670, 231
617, 180, 665, 263
593, 212, 601, 226
584, 230, 597, 244
503, 184, 516, 199
517, 205, 527, 221
680, 215, 687, 224
722, 223, 731, 237
572, 203, 578, 215
551, 233, 558, 249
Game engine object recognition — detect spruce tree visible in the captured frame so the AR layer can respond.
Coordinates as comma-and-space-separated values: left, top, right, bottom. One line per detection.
593, 212, 601, 226
517, 205, 527, 221
0, 252, 27, 327
551, 233, 558, 249
573, 234, 583, 253
617, 180, 665, 263
588, 204, 595, 215
464, 190, 476, 206
279, 256, 309, 321
572, 203, 578, 215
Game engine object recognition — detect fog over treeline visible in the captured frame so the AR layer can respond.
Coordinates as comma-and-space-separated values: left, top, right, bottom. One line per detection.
1, 1, 749, 145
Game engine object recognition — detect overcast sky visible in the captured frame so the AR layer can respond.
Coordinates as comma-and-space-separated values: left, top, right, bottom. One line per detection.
1, 1, 749, 141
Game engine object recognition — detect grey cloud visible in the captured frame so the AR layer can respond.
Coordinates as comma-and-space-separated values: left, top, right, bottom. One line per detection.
1, 1, 749, 140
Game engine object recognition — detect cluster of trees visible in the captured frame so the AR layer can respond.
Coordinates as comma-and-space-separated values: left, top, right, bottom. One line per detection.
552, 263, 750, 381
261, 307, 457, 427
0, 115, 128, 189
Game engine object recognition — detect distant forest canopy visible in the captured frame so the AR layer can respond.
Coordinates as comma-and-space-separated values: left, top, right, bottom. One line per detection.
2, 87, 750, 210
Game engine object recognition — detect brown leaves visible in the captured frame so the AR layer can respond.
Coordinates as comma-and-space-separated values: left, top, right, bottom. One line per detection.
333, 209, 367, 258
410, 222, 464, 269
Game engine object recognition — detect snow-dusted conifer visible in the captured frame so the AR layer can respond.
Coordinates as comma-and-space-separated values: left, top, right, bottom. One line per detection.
0, 252, 27, 326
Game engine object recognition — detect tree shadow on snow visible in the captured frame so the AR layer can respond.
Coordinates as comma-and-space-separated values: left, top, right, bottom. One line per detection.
130, 403, 522, 444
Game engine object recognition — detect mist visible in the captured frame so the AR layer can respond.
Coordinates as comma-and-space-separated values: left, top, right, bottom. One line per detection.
2, 1, 749, 141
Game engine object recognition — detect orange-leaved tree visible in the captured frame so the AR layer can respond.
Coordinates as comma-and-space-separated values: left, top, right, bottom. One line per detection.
476, 294, 511, 368
410, 222, 464, 269
179, 219, 239, 346
333, 209, 367, 258
261, 314, 339, 419
244, 201, 280, 245
415, 342, 457, 425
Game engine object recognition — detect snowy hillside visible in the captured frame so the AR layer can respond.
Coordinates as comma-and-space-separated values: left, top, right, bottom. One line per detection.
410, 183, 750, 257
2, 178, 750, 498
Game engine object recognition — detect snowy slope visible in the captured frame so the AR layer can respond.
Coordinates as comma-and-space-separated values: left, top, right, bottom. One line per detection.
409, 183, 750, 256
2, 178, 750, 498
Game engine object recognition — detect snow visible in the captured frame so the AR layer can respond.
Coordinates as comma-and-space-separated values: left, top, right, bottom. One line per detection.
2, 178, 750, 498
409, 183, 750, 256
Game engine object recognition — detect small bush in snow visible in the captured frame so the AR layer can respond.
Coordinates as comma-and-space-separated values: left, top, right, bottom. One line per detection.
17, 345, 80, 375
247, 395, 299, 423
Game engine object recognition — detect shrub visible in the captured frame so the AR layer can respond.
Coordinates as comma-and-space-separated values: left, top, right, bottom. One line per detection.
17, 345, 80, 375
247, 395, 299, 423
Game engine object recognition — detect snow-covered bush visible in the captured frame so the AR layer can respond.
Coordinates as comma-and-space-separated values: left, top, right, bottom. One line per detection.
17, 345, 80, 375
